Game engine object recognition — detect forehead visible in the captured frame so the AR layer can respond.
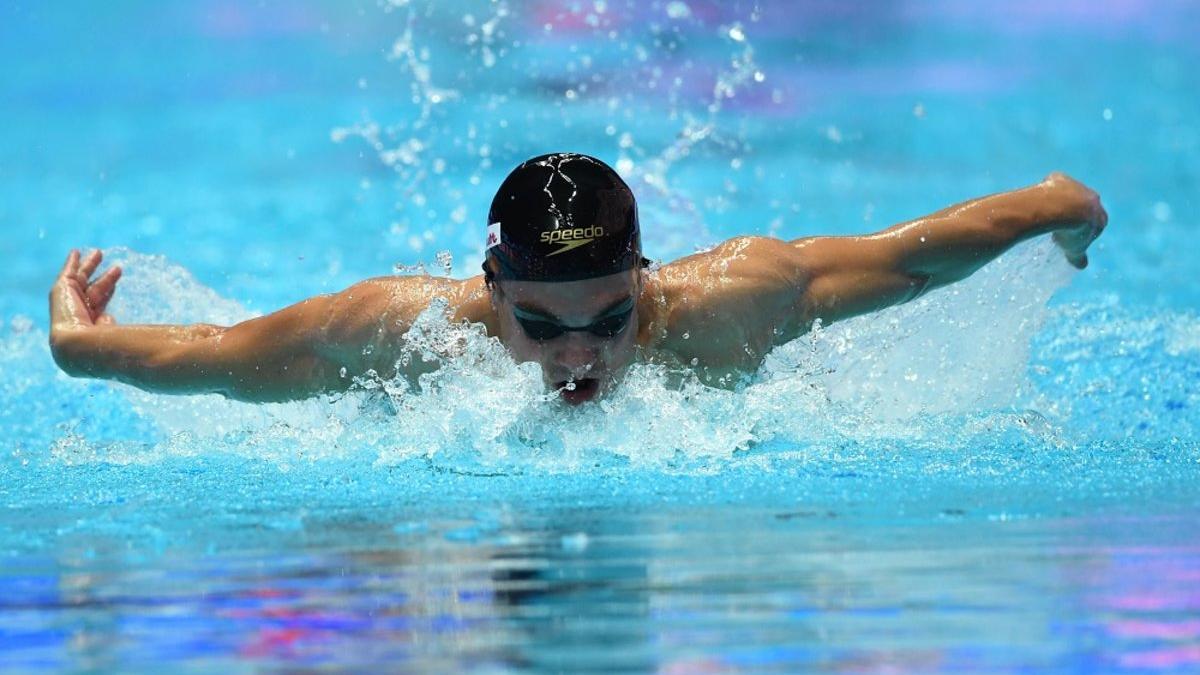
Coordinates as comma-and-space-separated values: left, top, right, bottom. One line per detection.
498, 271, 638, 315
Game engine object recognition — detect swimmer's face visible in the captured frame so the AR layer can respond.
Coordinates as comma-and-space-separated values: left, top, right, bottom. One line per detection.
490, 270, 642, 405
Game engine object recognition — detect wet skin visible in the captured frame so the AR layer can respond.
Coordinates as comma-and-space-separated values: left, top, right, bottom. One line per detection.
49, 173, 1107, 403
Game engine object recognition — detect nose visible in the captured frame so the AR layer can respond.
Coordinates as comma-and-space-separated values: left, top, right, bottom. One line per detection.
553, 334, 600, 373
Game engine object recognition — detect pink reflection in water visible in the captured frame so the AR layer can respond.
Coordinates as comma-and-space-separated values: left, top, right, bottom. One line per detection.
1120, 645, 1200, 670
1109, 619, 1200, 640
1106, 592, 1200, 612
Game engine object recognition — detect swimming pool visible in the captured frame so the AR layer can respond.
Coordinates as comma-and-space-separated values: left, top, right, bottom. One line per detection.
3, 0, 1199, 670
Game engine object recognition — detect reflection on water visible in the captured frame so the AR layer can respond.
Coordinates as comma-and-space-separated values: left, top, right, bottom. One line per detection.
5, 507, 1200, 671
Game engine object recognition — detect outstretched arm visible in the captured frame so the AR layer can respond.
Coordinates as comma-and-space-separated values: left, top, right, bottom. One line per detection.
792, 172, 1107, 327
49, 250, 487, 402
653, 173, 1106, 382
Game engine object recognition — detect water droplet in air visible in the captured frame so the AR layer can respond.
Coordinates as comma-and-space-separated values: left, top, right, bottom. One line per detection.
1153, 202, 1172, 222
665, 1, 690, 19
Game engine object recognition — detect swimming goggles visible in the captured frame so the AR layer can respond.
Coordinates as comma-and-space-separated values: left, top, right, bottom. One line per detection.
512, 297, 635, 341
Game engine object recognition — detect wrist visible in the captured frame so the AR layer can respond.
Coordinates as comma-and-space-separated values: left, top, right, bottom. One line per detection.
1040, 173, 1101, 225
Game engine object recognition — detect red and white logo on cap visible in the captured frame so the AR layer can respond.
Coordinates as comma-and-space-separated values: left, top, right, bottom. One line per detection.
486, 222, 502, 250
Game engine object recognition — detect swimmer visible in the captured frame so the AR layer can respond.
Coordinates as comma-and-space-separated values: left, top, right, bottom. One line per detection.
49, 153, 1107, 405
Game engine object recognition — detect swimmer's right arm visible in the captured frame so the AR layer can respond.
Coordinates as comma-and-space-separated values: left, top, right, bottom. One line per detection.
49, 250, 488, 402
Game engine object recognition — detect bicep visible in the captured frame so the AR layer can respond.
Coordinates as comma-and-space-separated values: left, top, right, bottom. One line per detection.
311, 275, 483, 386
161, 294, 344, 401
791, 234, 931, 326
163, 279, 404, 401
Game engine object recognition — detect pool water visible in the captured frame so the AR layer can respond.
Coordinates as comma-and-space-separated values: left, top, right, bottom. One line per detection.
2, 0, 1199, 671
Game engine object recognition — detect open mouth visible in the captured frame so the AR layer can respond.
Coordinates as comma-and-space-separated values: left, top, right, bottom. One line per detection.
556, 378, 600, 405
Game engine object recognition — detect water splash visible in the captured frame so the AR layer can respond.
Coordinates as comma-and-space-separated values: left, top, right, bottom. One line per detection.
331, 0, 774, 269
8, 238, 1156, 479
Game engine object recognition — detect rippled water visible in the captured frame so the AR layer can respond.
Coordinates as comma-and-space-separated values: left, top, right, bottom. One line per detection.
2, 0, 1199, 671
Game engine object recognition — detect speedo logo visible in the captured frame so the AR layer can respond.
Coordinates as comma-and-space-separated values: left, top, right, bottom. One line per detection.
540, 226, 605, 257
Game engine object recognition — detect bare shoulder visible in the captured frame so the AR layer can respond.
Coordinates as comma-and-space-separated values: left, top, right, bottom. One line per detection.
642, 236, 811, 380
659, 236, 808, 285
318, 275, 495, 361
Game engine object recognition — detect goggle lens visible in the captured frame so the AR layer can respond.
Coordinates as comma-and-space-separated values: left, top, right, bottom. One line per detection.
513, 300, 634, 341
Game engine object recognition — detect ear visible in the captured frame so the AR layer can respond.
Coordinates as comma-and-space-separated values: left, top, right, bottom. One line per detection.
488, 283, 501, 312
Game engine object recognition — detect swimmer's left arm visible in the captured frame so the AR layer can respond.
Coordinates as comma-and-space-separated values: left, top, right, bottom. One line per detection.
647, 173, 1105, 382
789, 172, 1107, 329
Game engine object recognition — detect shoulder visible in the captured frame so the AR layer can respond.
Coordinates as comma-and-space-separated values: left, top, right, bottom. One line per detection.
642, 236, 815, 375
322, 274, 493, 343
653, 236, 811, 317
661, 236, 808, 281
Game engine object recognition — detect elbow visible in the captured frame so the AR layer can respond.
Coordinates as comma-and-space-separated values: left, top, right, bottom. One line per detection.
901, 273, 934, 302
49, 328, 90, 378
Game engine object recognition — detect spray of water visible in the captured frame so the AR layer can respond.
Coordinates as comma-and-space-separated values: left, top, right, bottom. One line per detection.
4, 236, 1099, 477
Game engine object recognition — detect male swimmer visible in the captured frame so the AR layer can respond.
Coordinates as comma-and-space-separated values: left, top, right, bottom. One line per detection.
49, 153, 1107, 405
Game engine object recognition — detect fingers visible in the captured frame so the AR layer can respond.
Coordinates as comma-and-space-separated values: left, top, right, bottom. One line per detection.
1052, 230, 1088, 270
78, 249, 103, 280
86, 266, 122, 315
60, 249, 80, 278
96, 314, 117, 326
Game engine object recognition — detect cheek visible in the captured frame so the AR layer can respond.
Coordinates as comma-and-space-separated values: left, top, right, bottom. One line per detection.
498, 316, 548, 364
604, 325, 638, 366
513, 341, 550, 365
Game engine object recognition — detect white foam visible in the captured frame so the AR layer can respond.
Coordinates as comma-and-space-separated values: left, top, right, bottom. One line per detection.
1166, 315, 1200, 356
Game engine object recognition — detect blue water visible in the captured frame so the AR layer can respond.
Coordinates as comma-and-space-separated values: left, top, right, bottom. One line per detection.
3, 0, 1200, 671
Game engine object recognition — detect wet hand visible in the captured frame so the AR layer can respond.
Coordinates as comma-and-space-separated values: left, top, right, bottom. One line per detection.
1044, 172, 1107, 269
49, 249, 122, 332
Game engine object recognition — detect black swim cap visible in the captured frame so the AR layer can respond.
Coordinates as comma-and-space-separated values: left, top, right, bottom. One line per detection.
484, 152, 645, 283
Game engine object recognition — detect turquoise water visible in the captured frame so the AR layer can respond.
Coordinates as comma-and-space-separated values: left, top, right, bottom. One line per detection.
3, 1, 1200, 671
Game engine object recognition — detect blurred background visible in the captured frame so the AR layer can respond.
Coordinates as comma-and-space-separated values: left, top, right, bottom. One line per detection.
2, 0, 1196, 320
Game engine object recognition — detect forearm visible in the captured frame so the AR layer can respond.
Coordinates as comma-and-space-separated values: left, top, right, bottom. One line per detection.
53, 319, 340, 402
790, 174, 1105, 328
51, 323, 230, 393
891, 175, 1099, 285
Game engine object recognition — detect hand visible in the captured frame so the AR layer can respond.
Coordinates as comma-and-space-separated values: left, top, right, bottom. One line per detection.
49, 249, 122, 332
1044, 172, 1108, 269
